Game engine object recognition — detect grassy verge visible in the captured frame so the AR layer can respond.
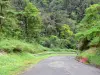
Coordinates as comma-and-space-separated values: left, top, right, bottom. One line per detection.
0, 39, 77, 75
0, 52, 76, 75
0, 53, 54, 75
78, 47, 100, 66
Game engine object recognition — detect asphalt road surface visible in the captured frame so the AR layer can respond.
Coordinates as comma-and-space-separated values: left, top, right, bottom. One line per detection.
21, 56, 100, 75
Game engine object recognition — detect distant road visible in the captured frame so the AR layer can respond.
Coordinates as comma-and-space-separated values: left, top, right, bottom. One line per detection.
21, 56, 100, 75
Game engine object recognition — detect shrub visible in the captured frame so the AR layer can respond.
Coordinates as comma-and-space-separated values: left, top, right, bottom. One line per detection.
76, 4, 100, 50
0, 39, 47, 53
78, 48, 100, 65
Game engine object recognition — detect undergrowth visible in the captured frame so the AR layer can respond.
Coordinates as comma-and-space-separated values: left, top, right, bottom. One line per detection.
79, 47, 100, 65
0, 53, 57, 75
0, 39, 49, 53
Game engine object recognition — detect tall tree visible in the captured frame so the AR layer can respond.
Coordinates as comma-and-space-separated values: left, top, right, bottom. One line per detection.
0, 0, 20, 38
76, 4, 100, 50
23, 1, 42, 41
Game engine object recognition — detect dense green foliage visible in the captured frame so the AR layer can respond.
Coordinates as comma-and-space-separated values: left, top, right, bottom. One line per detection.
0, 39, 49, 53
79, 48, 100, 65
0, 0, 100, 49
0, 0, 100, 53
0, 0, 100, 74
76, 4, 100, 50
76, 4, 100, 66
0, 0, 20, 38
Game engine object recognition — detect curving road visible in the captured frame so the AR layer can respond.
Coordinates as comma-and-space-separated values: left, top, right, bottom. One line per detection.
21, 56, 100, 75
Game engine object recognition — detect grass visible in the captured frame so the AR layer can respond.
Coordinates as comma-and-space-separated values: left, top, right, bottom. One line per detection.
90, 55, 100, 65
49, 48, 77, 52
0, 39, 76, 53
0, 39, 49, 53
0, 53, 54, 75
0, 53, 34, 75
0, 38, 77, 75
0, 52, 76, 75
0, 39, 77, 53
78, 47, 100, 65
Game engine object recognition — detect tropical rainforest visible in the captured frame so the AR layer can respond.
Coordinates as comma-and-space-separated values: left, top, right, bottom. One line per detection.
0, 0, 100, 75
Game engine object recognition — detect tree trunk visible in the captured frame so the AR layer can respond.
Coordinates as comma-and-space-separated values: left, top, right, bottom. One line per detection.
0, 5, 3, 31
24, 17, 28, 40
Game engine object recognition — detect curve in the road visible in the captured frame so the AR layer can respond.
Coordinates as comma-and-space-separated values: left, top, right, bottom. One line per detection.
21, 56, 100, 75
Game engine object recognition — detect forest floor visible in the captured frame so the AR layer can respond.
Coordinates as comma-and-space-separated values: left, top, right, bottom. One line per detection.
21, 56, 100, 75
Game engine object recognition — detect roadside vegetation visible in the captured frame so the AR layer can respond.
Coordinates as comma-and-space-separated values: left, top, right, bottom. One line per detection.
0, 53, 58, 75
0, 39, 76, 75
76, 4, 100, 66
79, 48, 100, 65
0, 0, 100, 75
0, 51, 76, 75
0, 39, 48, 53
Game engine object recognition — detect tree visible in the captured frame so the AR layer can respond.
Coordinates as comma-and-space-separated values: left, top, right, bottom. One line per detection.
23, 1, 42, 41
0, 0, 9, 32
76, 4, 100, 50
59, 24, 73, 39
0, 0, 21, 38
12, 0, 26, 10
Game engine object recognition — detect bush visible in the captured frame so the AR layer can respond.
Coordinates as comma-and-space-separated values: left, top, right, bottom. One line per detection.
78, 48, 100, 65
39, 35, 75, 49
0, 39, 48, 53
76, 4, 100, 50
89, 37, 100, 47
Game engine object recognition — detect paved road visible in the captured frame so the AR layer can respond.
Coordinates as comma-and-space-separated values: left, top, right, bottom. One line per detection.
21, 56, 100, 75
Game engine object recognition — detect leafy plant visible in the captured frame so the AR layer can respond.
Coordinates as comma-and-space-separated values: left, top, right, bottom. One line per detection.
76, 4, 100, 50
